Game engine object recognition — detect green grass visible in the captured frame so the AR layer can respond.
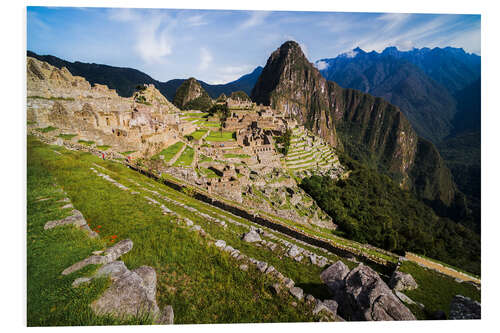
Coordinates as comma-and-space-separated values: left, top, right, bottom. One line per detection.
57, 133, 77, 140
121, 150, 136, 156
198, 154, 213, 164
199, 167, 220, 178
398, 261, 481, 319
224, 153, 251, 159
182, 112, 209, 117
36, 126, 58, 133
27, 136, 324, 324
97, 145, 111, 151
205, 131, 235, 142
155, 142, 184, 163
173, 146, 194, 167
78, 140, 95, 147
28, 95, 75, 101
190, 130, 208, 140
27, 138, 151, 326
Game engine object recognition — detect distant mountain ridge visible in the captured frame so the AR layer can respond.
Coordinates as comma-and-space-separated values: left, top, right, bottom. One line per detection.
27, 51, 262, 101
316, 46, 480, 142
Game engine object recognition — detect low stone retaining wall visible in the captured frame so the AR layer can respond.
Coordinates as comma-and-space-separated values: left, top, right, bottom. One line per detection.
127, 164, 396, 271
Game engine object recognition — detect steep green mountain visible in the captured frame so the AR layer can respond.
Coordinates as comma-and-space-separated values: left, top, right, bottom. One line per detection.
252, 41, 461, 214
27, 51, 262, 101
316, 50, 457, 142
173, 78, 213, 111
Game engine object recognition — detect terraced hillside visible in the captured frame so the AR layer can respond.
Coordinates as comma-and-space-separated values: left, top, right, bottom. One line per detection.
28, 135, 352, 325
285, 127, 344, 178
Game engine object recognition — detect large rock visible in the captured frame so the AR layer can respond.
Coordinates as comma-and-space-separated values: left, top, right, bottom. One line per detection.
449, 295, 481, 319
90, 265, 160, 320
389, 271, 418, 291
242, 230, 261, 243
320, 261, 350, 293
321, 262, 416, 321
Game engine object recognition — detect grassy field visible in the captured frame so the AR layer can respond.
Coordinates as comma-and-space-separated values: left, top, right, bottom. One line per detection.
27, 138, 151, 326
36, 126, 58, 133
224, 153, 251, 159
97, 145, 111, 151
173, 146, 194, 167
205, 131, 235, 142
189, 129, 208, 140
58, 133, 77, 140
398, 261, 481, 319
28, 136, 330, 324
78, 140, 95, 147
155, 142, 184, 163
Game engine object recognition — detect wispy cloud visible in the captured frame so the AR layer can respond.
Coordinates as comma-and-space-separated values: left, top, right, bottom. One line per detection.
108, 9, 173, 64
239, 11, 270, 30
199, 47, 213, 71
185, 14, 208, 27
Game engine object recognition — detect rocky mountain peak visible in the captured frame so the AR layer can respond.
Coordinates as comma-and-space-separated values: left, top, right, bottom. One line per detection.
173, 77, 212, 111
251, 42, 460, 210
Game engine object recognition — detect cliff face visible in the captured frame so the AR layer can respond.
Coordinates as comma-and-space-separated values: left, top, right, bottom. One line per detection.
173, 77, 212, 111
252, 41, 458, 209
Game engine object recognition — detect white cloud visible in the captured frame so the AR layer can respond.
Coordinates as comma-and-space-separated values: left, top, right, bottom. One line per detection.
207, 65, 253, 84
108, 9, 173, 64
314, 60, 329, 71
135, 17, 173, 64
185, 14, 208, 27
199, 47, 213, 71
239, 11, 270, 30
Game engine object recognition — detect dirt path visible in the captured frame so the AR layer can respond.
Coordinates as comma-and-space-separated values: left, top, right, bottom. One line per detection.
405, 252, 480, 284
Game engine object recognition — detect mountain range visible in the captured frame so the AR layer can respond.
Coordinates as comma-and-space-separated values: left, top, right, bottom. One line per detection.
315, 46, 480, 142
26, 51, 262, 101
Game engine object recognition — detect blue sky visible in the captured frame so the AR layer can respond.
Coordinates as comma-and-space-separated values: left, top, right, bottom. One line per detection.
27, 7, 481, 84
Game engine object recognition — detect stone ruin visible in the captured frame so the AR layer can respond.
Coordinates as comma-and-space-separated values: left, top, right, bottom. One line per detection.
27, 56, 192, 158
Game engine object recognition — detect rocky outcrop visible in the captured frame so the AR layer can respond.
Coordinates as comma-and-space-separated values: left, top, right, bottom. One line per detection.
173, 77, 213, 111
449, 295, 481, 320
251, 40, 460, 210
320, 261, 416, 321
64, 239, 173, 323
389, 270, 418, 291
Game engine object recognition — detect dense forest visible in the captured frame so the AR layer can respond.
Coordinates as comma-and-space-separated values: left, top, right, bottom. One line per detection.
300, 153, 480, 275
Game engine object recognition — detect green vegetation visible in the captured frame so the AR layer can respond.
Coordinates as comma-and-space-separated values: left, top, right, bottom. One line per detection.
37, 126, 58, 133
28, 95, 75, 101
216, 93, 227, 102
57, 133, 77, 140
97, 145, 111, 151
205, 131, 236, 142
399, 261, 480, 319
173, 146, 194, 167
230, 90, 251, 101
208, 103, 230, 123
78, 140, 95, 146
173, 78, 213, 111
300, 153, 480, 275
155, 142, 184, 163
27, 136, 330, 324
275, 129, 292, 155
121, 150, 136, 156
27, 138, 152, 326
189, 129, 208, 140
224, 153, 251, 159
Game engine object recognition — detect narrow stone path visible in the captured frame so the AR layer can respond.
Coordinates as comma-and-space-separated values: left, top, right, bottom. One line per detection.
405, 253, 480, 285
